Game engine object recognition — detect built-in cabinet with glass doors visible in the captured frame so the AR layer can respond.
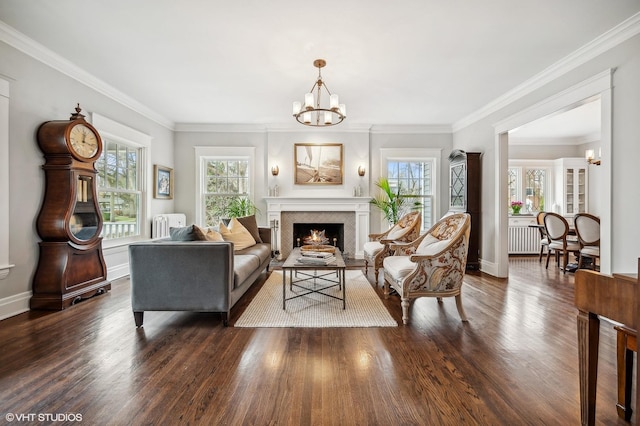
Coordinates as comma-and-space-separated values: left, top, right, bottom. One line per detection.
554, 158, 588, 216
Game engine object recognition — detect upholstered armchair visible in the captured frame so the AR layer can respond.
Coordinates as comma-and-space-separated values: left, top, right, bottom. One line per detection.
363, 211, 422, 284
382, 212, 471, 325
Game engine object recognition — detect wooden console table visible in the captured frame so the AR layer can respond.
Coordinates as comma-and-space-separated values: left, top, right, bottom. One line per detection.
574, 265, 638, 425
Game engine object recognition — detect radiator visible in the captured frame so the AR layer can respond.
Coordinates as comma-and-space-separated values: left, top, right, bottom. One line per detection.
152, 213, 186, 238
508, 226, 540, 254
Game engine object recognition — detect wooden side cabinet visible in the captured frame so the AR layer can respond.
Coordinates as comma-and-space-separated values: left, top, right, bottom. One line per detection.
31, 105, 110, 310
448, 150, 481, 270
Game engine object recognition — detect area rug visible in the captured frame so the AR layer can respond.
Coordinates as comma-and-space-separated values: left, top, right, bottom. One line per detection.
235, 270, 397, 328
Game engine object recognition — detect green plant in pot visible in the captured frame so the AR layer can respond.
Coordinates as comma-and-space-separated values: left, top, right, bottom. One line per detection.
370, 177, 421, 225
213, 196, 260, 225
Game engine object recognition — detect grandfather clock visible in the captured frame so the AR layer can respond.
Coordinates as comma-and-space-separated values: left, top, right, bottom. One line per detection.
448, 149, 481, 270
31, 104, 110, 310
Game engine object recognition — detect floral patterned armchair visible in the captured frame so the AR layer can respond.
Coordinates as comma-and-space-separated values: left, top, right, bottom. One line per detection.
382, 213, 471, 325
363, 211, 422, 285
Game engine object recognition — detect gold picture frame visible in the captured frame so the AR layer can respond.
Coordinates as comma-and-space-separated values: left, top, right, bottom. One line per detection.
294, 143, 343, 185
154, 165, 174, 199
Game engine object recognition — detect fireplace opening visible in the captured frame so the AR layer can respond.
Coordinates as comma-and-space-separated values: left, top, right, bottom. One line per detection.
293, 223, 344, 252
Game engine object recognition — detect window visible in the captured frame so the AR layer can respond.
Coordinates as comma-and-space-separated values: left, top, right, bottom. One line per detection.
96, 140, 141, 239
381, 149, 440, 231
195, 147, 256, 227
203, 158, 250, 226
508, 164, 547, 213
91, 113, 150, 244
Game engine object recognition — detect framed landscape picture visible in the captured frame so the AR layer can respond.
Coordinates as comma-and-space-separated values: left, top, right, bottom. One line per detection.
294, 143, 343, 185
154, 164, 174, 199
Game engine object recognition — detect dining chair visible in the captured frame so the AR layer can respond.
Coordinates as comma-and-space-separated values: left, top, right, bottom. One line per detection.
543, 212, 581, 274
574, 212, 600, 270
536, 212, 549, 263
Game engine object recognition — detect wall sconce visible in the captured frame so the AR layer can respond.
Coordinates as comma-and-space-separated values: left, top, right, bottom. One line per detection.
357, 165, 366, 177
271, 165, 280, 176
585, 149, 601, 166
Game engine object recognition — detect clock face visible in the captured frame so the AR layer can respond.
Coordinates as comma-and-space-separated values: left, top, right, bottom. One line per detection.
69, 123, 99, 159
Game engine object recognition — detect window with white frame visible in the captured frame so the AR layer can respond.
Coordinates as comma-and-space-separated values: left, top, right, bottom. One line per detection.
96, 140, 141, 239
195, 147, 255, 227
508, 164, 548, 213
381, 149, 440, 231
92, 113, 150, 243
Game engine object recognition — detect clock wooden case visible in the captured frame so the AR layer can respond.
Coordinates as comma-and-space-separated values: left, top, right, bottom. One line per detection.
31, 105, 110, 310
448, 149, 481, 270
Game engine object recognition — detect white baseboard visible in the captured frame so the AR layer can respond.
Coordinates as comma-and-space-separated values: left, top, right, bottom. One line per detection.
0, 291, 31, 321
108, 263, 130, 281
478, 259, 500, 277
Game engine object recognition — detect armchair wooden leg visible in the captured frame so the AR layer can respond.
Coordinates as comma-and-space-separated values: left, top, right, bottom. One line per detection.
134, 311, 144, 327
364, 259, 368, 274
401, 297, 410, 325
455, 294, 468, 322
383, 280, 390, 299
374, 268, 380, 286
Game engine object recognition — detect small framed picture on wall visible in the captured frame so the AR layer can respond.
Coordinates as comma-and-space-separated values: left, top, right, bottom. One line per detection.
154, 165, 173, 199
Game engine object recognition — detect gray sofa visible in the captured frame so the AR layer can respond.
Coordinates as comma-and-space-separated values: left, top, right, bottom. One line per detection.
129, 227, 271, 326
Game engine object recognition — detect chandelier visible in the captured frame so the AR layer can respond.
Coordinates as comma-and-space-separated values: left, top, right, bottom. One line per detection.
292, 59, 346, 127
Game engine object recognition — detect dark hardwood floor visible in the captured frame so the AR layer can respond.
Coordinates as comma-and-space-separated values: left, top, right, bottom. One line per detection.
0, 257, 632, 425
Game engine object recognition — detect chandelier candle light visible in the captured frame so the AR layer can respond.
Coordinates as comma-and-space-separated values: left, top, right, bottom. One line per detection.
293, 59, 346, 127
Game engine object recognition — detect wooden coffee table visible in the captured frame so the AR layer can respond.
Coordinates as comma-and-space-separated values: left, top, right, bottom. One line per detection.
281, 247, 346, 309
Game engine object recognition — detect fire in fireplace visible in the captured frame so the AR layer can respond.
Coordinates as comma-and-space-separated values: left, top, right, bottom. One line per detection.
293, 223, 344, 252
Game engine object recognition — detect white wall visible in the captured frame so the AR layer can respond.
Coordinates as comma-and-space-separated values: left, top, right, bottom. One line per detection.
454, 34, 640, 274
0, 42, 175, 319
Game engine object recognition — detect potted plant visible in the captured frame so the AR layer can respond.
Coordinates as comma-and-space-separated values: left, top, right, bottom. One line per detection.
370, 177, 421, 225
510, 201, 523, 215
211, 196, 260, 225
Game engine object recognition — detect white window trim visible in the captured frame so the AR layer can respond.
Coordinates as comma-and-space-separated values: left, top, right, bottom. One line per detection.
0, 78, 14, 279
509, 159, 554, 213
379, 148, 441, 229
194, 146, 256, 226
91, 113, 152, 248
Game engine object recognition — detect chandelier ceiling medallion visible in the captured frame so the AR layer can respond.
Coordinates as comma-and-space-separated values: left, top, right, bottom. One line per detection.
292, 59, 346, 127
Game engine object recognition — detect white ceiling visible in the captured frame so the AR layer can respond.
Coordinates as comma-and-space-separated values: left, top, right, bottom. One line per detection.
1, 1, 639, 128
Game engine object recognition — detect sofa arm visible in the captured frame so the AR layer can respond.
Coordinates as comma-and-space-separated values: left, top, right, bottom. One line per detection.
129, 241, 234, 318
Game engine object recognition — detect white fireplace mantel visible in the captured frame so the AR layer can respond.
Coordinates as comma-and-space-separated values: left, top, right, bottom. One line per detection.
265, 197, 371, 258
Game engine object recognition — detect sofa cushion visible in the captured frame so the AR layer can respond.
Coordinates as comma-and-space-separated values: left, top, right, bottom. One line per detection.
170, 225, 201, 241
363, 241, 384, 256
237, 215, 262, 243
220, 218, 256, 251
235, 243, 271, 265
233, 255, 260, 288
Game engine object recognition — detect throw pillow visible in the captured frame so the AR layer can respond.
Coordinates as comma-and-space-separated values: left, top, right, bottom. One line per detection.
386, 224, 406, 240
236, 215, 262, 243
416, 234, 440, 252
170, 225, 199, 241
194, 225, 224, 242
219, 218, 256, 251
416, 237, 451, 256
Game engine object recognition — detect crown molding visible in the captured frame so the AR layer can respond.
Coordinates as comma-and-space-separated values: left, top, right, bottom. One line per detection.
174, 123, 268, 133
453, 11, 640, 132
0, 20, 174, 130
369, 124, 452, 134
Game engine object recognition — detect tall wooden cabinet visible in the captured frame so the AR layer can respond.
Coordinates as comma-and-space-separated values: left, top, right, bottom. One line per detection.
448, 150, 481, 270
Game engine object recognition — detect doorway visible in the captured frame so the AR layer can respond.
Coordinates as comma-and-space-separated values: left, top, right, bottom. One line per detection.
494, 70, 613, 277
